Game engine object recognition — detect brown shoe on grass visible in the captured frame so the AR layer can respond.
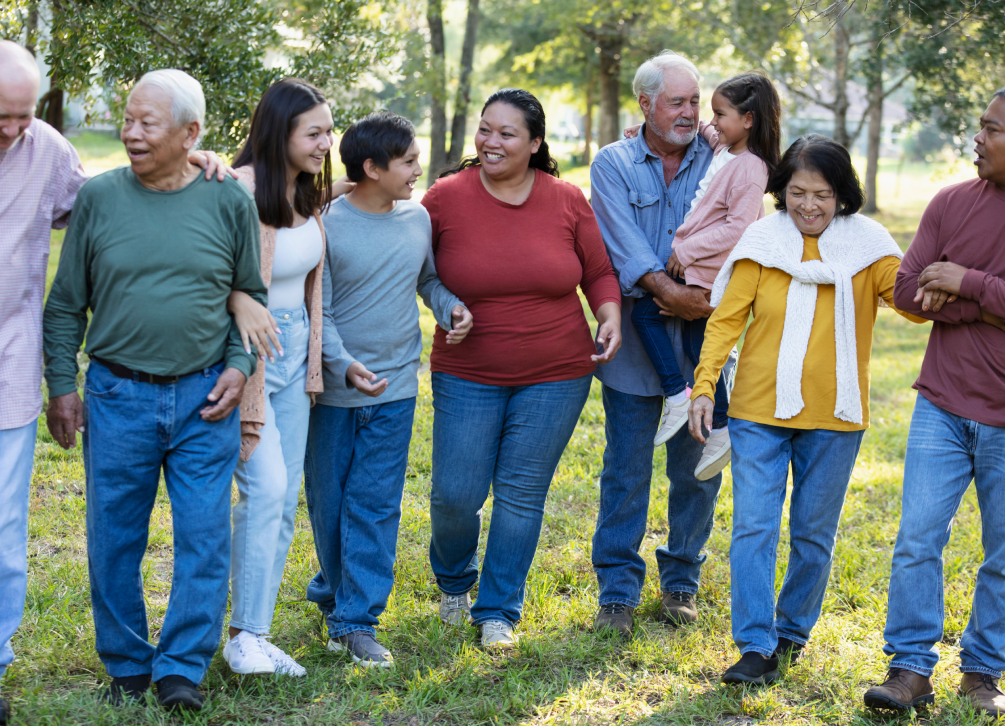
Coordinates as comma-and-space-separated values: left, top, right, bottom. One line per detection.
960, 672, 1005, 717
657, 591, 697, 626
594, 603, 634, 639
863, 668, 935, 712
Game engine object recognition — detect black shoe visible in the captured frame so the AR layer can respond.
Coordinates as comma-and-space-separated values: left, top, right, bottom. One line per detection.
99, 674, 152, 705
0, 696, 9, 725
774, 636, 804, 665
155, 675, 204, 711
722, 652, 780, 685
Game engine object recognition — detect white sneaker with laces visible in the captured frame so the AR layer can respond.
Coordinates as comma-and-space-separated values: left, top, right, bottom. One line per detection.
694, 427, 731, 481
438, 592, 472, 625
654, 393, 691, 446
260, 638, 306, 677
480, 620, 517, 648
223, 631, 275, 675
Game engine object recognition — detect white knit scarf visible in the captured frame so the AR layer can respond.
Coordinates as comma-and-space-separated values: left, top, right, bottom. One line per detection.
710, 211, 903, 424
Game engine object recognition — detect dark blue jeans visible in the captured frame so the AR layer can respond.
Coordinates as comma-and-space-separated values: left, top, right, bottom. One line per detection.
429, 372, 593, 625
592, 384, 725, 606
83, 359, 238, 685
304, 398, 416, 639
631, 293, 729, 429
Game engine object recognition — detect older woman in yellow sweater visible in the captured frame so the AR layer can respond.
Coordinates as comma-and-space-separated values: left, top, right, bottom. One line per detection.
688, 134, 926, 686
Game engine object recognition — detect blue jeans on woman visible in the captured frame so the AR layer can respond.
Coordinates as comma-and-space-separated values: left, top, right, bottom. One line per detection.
83, 359, 239, 684
631, 293, 729, 429
883, 393, 1005, 678
429, 372, 593, 625
728, 417, 864, 657
230, 305, 310, 633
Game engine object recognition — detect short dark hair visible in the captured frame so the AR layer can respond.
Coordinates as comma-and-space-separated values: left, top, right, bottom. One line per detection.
339, 111, 415, 183
994, 88, 1005, 101
767, 134, 865, 216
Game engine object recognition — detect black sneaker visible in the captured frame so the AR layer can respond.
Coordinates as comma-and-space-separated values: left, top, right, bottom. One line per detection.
99, 674, 151, 705
0, 696, 9, 725
774, 636, 804, 665
328, 631, 394, 668
155, 675, 204, 711
722, 652, 780, 685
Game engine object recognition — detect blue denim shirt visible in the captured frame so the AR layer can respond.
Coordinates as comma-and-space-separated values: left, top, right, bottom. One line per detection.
591, 126, 733, 398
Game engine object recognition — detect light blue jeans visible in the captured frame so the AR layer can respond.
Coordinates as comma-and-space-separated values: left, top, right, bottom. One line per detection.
884, 393, 1005, 678
728, 417, 864, 658
0, 419, 37, 691
231, 305, 311, 633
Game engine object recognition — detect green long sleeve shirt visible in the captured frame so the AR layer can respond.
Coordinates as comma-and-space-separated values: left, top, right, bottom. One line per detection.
43, 167, 267, 398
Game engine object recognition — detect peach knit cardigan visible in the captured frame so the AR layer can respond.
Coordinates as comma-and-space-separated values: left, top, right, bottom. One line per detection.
234, 166, 326, 461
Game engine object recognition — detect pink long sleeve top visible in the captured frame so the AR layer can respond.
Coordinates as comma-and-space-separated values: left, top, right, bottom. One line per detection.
673, 123, 769, 289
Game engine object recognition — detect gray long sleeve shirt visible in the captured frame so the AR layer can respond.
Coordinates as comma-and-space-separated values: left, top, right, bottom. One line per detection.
316, 197, 463, 408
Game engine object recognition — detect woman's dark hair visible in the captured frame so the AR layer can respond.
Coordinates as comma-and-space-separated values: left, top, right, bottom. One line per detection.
439, 88, 560, 179
716, 72, 782, 176
234, 78, 333, 228
339, 111, 415, 183
766, 134, 866, 216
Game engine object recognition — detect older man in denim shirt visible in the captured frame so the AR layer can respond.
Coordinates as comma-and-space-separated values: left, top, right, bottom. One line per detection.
589, 51, 736, 637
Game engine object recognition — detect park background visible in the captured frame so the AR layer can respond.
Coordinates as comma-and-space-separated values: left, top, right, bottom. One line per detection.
3, 0, 1003, 723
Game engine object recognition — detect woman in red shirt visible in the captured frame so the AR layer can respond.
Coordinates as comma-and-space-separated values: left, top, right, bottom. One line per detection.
421, 88, 622, 647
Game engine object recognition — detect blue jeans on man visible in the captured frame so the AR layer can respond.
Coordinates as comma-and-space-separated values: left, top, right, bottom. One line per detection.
304, 397, 416, 639
83, 360, 239, 685
883, 392, 1005, 678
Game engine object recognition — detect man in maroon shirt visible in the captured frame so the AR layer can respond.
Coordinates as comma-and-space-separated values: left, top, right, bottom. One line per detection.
864, 89, 1005, 717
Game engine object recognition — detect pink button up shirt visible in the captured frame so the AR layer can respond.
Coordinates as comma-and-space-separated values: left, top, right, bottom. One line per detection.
0, 118, 88, 430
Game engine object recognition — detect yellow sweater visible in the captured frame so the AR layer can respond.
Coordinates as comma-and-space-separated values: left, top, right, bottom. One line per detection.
692, 235, 925, 431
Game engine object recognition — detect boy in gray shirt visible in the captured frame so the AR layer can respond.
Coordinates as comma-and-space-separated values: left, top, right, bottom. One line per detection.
304, 112, 471, 667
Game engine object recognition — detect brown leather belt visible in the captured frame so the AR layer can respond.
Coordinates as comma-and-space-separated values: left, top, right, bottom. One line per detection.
91, 356, 219, 385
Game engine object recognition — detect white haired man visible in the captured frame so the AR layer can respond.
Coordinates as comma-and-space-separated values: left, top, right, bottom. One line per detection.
43, 69, 266, 711
588, 50, 737, 637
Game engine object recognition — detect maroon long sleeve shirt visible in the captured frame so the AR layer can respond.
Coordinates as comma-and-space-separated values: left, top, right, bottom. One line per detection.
893, 178, 1005, 426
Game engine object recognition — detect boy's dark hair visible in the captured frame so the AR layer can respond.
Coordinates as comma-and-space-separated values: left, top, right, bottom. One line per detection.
716, 72, 782, 176
994, 88, 1005, 101
339, 111, 415, 183
767, 134, 866, 216
440, 88, 560, 179
234, 78, 333, 228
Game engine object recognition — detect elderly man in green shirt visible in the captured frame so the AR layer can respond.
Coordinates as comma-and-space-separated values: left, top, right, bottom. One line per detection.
43, 69, 266, 712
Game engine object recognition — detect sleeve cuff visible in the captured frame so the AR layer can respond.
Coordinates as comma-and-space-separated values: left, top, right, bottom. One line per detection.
224, 353, 256, 381
619, 256, 666, 296
960, 268, 987, 302
46, 378, 79, 399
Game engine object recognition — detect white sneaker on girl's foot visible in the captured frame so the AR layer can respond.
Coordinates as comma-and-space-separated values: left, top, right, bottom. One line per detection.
261, 638, 307, 677
223, 631, 275, 675
694, 427, 731, 481
654, 392, 691, 446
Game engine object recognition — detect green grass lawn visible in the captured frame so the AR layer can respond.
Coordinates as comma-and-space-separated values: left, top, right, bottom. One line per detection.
8, 136, 993, 725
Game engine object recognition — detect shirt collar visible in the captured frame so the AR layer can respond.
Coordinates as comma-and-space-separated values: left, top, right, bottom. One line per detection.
632, 122, 700, 166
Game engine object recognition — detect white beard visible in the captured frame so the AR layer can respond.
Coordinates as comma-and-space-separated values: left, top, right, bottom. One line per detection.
648, 117, 697, 146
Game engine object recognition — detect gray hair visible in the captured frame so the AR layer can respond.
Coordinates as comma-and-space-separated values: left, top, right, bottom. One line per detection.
994, 88, 1005, 101
633, 50, 701, 101
130, 69, 205, 130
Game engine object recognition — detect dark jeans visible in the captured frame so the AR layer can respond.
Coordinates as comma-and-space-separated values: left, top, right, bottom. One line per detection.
631, 293, 729, 429
83, 359, 238, 685
304, 398, 416, 639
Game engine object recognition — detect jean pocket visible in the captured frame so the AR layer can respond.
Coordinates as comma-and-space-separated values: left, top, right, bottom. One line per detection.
84, 365, 130, 398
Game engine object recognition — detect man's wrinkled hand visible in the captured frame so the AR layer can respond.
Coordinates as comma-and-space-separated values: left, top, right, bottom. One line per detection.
47, 392, 84, 449
656, 285, 713, 321
200, 367, 247, 421
188, 149, 238, 182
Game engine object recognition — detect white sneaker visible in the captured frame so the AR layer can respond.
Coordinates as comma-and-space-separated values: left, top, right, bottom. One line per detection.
260, 638, 307, 677
438, 592, 472, 625
694, 427, 731, 481
480, 620, 517, 648
223, 631, 275, 675
654, 394, 691, 446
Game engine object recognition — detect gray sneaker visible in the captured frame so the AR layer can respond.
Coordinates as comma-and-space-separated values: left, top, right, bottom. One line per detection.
327, 631, 393, 668
438, 592, 472, 625
480, 620, 517, 648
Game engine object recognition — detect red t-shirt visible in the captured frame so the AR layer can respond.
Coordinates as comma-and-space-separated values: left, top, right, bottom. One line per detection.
422, 167, 621, 387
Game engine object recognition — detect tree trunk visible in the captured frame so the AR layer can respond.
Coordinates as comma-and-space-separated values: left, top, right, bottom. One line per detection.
863, 46, 884, 214
25, 1, 39, 55
583, 74, 594, 166
597, 35, 623, 149
832, 17, 850, 148
426, 0, 448, 186
446, 0, 479, 166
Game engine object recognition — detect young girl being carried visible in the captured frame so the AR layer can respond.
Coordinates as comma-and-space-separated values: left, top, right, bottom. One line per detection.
631, 72, 782, 481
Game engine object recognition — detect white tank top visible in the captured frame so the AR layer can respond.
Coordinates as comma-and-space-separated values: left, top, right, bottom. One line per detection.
269, 220, 323, 311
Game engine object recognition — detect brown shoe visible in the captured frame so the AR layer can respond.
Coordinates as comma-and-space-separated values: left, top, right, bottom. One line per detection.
960, 672, 1005, 716
863, 668, 935, 711
657, 591, 697, 626
594, 603, 634, 639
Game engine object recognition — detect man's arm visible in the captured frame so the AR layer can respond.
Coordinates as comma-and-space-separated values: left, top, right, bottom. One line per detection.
223, 200, 268, 380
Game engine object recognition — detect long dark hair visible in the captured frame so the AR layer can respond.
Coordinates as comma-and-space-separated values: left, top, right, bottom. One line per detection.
716, 72, 782, 176
234, 78, 333, 228
766, 134, 865, 215
439, 88, 560, 179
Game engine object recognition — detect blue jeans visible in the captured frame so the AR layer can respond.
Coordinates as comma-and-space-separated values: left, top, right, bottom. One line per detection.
884, 393, 1005, 677
592, 384, 727, 605
631, 294, 729, 429
304, 397, 416, 639
231, 306, 310, 633
83, 359, 239, 684
728, 417, 864, 657
0, 419, 37, 690
429, 372, 593, 625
